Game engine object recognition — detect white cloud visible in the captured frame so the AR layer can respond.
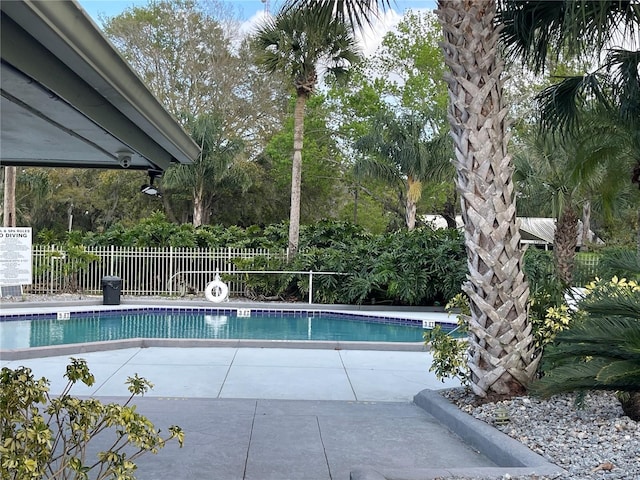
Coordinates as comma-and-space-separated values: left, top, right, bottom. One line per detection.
355, 9, 403, 57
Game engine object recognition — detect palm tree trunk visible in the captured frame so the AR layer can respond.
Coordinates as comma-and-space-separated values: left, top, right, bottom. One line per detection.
554, 205, 579, 286
3, 166, 16, 227
437, 0, 538, 397
193, 184, 205, 227
581, 201, 592, 251
288, 94, 306, 261
406, 176, 420, 231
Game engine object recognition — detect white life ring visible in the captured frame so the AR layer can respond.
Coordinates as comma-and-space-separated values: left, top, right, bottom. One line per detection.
205, 278, 228, 303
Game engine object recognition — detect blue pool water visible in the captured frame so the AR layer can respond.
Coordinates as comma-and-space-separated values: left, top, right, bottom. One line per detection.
0, 309, 433, 349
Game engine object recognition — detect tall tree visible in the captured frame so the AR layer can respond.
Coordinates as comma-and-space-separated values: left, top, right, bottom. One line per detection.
436, 0, 537, 396
162, 115, 250, 227
254, 7, 361, 259
515, 133, 587, 285
327, 9, 455, 229
286, 0, 539, 396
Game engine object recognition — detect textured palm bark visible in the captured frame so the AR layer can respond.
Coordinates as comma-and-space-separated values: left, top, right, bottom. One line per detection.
287, 94, 307, 261
581, 201, 592, 251
193, 183, 205, 227
405, 175, 420, 231
554, 205, 579, 286
437, 0, 538, 396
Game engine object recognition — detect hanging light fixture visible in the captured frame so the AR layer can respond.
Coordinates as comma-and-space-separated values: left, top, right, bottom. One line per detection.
141, 169, 162, 197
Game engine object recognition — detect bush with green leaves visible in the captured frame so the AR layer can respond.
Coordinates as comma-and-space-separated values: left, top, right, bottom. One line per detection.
295, 227, 467, 305
424, 293, 470, 385
533, 275, 640, 420
233, 225, 466, 306
34, 244, 100, 293
0, 358, 184, 479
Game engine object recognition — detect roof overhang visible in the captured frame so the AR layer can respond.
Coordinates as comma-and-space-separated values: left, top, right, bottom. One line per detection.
1, 0, 200, 171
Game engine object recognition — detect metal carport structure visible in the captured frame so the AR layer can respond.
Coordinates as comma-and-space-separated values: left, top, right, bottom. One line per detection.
1, 0, 200, 172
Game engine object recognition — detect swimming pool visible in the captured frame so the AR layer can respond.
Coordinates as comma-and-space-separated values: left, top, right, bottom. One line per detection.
0, 308, 446, 350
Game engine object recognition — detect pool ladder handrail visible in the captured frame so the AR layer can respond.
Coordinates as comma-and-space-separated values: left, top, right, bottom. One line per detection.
167, 270, 349, 304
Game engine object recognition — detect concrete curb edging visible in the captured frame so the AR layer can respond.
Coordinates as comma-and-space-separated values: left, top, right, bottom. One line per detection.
350, 389, 565, 480
414, 389, 559, 469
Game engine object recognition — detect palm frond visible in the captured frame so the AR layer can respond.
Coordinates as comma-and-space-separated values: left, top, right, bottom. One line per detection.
599, 249, 640, 277
536, 74, 611, 134
545, 316, 640, 350
596, 360, 640, 387
500, 0, 640, 73
607, 48, 640, 125
253, 6, 361, 92
282, 0, 391, 30
532, 358, 627, 397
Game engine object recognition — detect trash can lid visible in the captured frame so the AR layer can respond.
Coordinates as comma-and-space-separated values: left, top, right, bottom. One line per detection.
101, 276, 122, 286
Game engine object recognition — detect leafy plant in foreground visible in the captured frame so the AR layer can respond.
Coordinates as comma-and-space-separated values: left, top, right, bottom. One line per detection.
424, 293, 470, 385
0, 358, 184, 479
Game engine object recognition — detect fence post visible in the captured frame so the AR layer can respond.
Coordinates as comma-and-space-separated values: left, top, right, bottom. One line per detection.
49, 245, 55, 295
308, 270, 313, 304
169, 246, 174, 296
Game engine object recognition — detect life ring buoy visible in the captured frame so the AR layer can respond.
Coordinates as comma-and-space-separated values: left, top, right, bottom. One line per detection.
205, 278, 228, 303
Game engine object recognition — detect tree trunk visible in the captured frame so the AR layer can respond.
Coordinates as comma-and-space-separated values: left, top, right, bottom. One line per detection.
443, 192, 458, 229
581, 201, 592, 251
620, 391, 640, 421
3, 166, 16, 227
162, 195, 179, 224
554, 205, 579, 287
437, 0, 538, 397
193, 184, 205, 227
288, 94, 306, 261
405, 176, 420, 231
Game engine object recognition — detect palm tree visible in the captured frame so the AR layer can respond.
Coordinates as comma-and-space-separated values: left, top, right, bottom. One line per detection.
499, 1, 640, 168
162, 114, 249, 227
254, 7, 361, 260
514, 133, 585, 286
435, 0, 538, 397
286, 0, 538, 397
499, 1, 639, 115
354, 111, 451, 230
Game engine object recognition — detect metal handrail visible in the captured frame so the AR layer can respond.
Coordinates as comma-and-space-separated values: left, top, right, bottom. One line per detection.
167, 270, 348, 304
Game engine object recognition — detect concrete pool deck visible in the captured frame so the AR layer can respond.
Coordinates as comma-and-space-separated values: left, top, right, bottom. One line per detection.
0, 299, 563, 479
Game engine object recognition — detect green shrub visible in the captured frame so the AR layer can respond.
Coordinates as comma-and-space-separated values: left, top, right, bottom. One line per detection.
0, 358, 183, 479
424, 294, 470, 385
533, 276, 640, 420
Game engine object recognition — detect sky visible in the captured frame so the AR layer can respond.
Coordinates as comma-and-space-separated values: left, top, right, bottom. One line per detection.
78, 0, 437, 23
78, 0, 437, 56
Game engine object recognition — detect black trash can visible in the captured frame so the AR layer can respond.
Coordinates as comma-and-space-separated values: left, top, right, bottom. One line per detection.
101, 276, 122, 305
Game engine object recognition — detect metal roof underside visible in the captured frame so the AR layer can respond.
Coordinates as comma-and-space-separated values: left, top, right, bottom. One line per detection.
1, 0, 199, 171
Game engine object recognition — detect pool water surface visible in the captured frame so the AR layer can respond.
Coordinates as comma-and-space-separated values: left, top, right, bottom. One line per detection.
0, 310, 432, 349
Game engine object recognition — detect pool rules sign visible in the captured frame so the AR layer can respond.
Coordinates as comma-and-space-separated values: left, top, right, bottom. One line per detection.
0, 227, 32, 290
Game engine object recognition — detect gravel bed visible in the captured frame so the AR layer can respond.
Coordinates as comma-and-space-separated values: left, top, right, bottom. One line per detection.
442, 388, 639, 479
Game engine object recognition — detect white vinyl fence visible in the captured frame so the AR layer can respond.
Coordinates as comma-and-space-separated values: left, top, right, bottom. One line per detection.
29, 245, 286, 296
